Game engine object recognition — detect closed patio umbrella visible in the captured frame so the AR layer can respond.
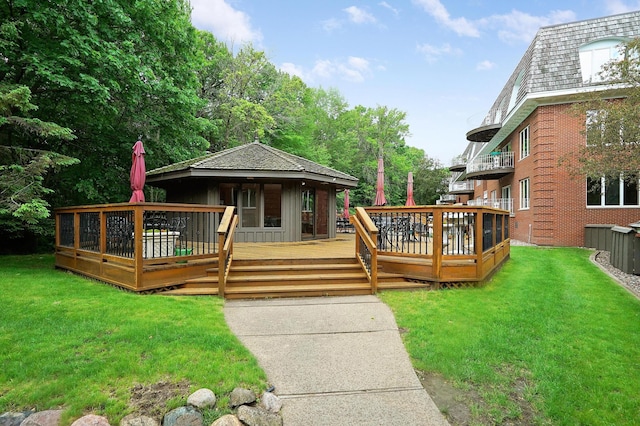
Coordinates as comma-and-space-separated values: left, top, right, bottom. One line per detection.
374, 156, 386, 206
343, 189, 350, 219
405, 171, 416, 206
129, 140, 146, 202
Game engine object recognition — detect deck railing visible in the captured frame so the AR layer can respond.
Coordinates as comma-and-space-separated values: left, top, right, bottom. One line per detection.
217, 206, 238, 297
55, 203, 229, 291
360, 205, 510, 284
351, 207, 378, 293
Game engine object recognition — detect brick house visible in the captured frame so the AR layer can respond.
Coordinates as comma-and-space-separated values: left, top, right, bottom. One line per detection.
447, 11, 640, 246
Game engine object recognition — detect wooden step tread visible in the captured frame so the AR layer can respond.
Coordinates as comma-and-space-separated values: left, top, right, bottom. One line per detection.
224, 282, 372, 294
161, 287, 219, 296
231, 263, 360, 273
227, 272, 367, 283
186, 276, 220, 284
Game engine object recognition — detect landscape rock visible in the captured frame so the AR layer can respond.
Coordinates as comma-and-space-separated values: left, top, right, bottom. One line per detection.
19, 410, 63, 426
71, 414, 110, 426
210, 415, 242, 426
186, 389, 216, 409
258, 392, 282, 414
162, 407, 203, 426
228, 388, 256, 408
236, 406, 282, 426
119, 414, 159, 426
0, 411, 33, 426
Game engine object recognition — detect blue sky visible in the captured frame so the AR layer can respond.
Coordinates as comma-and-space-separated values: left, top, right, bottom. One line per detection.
190, 0, 640, 165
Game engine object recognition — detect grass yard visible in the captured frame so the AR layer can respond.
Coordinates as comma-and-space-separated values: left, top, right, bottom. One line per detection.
381, 246, 640, 425
0, 255, 266, 425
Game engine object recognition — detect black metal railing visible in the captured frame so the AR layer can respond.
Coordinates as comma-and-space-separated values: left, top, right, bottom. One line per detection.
369, 210, 433, 255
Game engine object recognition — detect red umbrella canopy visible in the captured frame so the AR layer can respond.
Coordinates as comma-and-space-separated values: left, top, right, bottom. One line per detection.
343, 189, 350, 219
374, 156, 386, 206
405, 171, 416, 206
129, 140, 146, 203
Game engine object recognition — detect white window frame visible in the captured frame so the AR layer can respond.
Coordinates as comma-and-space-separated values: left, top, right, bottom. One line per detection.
519, 126, 530, 160
519, 178, 530, 210
587, 175, 640, 207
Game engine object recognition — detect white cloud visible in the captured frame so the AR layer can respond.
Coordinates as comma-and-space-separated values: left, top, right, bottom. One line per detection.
482, 9, 577, 44
190, 0, 262, 46
412, 0, 480, 37
476, 60, 496, 71
288, 57, 375, 83
344, 6, 377, 24
416, 43, 463, 62
347, 56, 370, 71
280, 62, 305, 79
379, 1, 399, 16
605, 0, 640, 14
321, 18, 342, 33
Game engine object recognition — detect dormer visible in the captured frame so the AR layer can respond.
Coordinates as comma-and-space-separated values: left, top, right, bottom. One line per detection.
579, 37, 627, 83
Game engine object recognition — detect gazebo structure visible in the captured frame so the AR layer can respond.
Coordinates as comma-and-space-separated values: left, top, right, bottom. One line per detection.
146, 141, 358, 242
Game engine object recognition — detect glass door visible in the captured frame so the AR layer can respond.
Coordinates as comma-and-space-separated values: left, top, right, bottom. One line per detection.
302, 188, 315, 239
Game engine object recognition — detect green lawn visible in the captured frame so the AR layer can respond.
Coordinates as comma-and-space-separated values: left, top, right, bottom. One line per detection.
381, 246, 640, 425
0, 255, 266, 425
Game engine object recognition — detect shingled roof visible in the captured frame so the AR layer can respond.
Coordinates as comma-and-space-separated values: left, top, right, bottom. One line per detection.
474, 10, 640, 152
146, 142, 358, 188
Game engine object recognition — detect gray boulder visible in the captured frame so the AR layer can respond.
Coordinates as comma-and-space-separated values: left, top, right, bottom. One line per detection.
186, 389, 216, 409
19, 410, 63, 426
0, 411, 33, 426
119, 414, 159, 426
210, 415, 242, 426
162, 407, 203, 426
258, 392, 282, 414
228, 388, 256, 408
236, 406, 282, 426
70, 414, 110, 426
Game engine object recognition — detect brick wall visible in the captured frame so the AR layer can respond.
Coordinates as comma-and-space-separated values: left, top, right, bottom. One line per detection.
472, 103, 640, 246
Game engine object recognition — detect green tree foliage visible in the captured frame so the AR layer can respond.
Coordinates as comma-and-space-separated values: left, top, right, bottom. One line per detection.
1, 0, 449, 250
566, 38, 640, 181
1, 0, 208, 208
0, 84, 78, 238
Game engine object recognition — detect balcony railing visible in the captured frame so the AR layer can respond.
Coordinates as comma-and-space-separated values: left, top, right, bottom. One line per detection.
468, 198, 514, 216
466, 151, 514, 179
449, 180, 475, 194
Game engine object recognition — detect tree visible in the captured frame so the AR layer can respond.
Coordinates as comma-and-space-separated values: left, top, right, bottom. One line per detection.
565, 38, 640, 181
1, 0, 207, 207
0, 84, 78, 238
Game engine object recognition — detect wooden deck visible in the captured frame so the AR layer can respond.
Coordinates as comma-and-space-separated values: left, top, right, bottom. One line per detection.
55, 203, 511, 298
233, 234, 356, 260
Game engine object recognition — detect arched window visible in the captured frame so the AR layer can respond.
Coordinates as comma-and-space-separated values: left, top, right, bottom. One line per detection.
579, 38, 626, 83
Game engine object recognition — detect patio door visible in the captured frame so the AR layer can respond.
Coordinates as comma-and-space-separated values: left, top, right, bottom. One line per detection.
301, 188, 329, 240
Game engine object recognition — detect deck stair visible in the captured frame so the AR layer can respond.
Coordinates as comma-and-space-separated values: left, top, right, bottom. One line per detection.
161, 256, 425, 298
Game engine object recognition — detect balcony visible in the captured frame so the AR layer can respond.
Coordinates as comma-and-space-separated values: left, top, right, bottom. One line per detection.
449, 155, 467, 172
468, 198, 514, 216
466, 151, 515, 180
466, 123, 501, 142
449, 180, 475, 195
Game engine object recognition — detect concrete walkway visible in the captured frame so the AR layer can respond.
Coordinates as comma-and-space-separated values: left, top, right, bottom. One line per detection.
224, 295, 449, 426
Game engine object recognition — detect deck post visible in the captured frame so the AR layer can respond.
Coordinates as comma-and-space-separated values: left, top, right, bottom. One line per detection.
432, 209, 443, 280
476, 210, 484, 278
132, 205, 144, 291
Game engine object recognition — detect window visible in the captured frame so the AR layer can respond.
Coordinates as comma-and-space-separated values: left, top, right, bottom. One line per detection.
263, 184, 282, 227
587, 176, 640, 206
502, 185, 512, 213
579, 38, 625, 83
241, 184, 259, 227
519, 126, 530, 160
519, 178, 530, 210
